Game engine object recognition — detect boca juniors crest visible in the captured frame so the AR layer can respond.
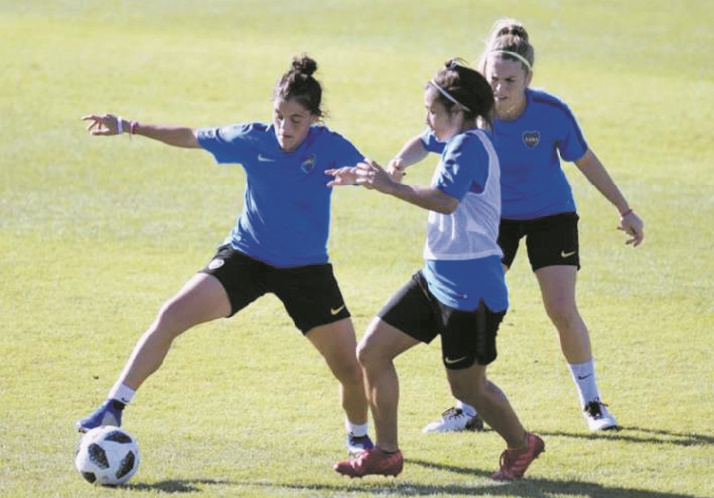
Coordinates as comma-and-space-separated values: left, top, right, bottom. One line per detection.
522, 131, 540, 149
301, 154, 316, 173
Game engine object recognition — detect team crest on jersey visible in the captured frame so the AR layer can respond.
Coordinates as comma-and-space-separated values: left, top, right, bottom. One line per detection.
301, 154, 316, 173
522, 131, 540, 148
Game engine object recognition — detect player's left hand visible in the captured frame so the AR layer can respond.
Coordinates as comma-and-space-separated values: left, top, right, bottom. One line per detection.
618, 211, 644, 247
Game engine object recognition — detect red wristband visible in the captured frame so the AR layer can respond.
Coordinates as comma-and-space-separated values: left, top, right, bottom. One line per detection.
130, 120, 139, 135
620, 208, 633, 217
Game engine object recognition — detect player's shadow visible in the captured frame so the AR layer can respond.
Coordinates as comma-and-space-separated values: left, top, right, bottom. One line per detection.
277, 453, 708, 498
541, 425, 714, 447
272, 468, 702, 498
121, 427, 711, 496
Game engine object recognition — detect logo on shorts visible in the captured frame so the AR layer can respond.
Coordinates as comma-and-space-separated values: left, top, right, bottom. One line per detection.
330, 304, 346, 315
208, 258, 225, 270
523, 131, 540, 148
561, 250, 577, 258
301, 154, 316, 174
444, 356, 468, 365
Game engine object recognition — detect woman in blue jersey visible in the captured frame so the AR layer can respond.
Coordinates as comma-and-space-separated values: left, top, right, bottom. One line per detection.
76, 55, 374, 457
329, 60, 544, 481
392, 19, 645, 434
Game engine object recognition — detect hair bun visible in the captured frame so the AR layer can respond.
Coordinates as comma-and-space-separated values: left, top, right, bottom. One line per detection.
497, 23, 529, 41
292, 55, 317, 77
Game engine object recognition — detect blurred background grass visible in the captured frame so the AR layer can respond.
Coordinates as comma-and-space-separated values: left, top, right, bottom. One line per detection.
1, 1, 712, 497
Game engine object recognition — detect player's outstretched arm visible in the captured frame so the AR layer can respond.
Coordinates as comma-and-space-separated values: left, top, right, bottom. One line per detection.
574, 148, 644, 246
346, 159, 458, 214
82, 113, 200, 149
387, 135, 429, 181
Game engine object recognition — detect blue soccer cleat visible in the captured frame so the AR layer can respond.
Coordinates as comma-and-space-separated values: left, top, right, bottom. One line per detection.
76, 399, 124, 433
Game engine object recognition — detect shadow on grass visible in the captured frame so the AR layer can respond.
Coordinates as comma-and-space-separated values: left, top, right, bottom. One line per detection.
122, 469, 702, 498
541, 425, 714, 446
120, 427, 711, 496
274, 460, 702, 498
125, 478, 233, 493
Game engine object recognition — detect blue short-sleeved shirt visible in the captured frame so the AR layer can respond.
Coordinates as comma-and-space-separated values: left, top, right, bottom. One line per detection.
422, 88, 589, 220
197, 123, 363, 268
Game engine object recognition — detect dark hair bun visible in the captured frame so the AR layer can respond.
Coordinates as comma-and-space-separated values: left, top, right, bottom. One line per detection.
497, 23, 529, 41
292, 55, 317, 77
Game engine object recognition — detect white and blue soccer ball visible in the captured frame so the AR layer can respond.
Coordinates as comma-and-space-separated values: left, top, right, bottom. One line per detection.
75, 426, 140, 486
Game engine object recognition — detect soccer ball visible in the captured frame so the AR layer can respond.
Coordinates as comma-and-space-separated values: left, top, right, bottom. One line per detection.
75, 426, 140, 486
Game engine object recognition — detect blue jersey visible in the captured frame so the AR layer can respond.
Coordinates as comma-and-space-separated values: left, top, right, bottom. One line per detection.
422, 88, 588, 220
197, 123, 364, 268
419, 128, 508, 312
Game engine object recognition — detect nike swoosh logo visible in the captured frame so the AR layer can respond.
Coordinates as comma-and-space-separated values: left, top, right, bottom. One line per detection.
258, 154, 275, 162
561, 250, 577, 258
330, 304, 346, 315
577, 374, 592, 380
444, 356, 468, 365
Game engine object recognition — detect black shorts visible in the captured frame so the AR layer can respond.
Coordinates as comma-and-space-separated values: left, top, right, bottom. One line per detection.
378, 272, 506, 369
200, 245, 350, 334
499, 212, 580, 271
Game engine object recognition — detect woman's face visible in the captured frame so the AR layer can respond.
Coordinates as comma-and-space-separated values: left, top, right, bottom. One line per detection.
424, 88, 462, 142
272, 98, 318, 152
484, 56, 531, 119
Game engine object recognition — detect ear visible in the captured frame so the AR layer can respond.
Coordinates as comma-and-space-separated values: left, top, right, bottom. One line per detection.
525, 70, 533, 87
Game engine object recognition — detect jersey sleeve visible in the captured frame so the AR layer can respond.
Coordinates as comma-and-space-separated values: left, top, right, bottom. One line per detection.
556, 103, 589, 162
433, 134, 489, 201
323, 129, 365, 168
196, 123, 254, 164
419, 128, 446, 154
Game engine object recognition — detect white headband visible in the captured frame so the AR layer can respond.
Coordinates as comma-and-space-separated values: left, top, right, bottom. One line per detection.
490, 50, 532, 71
429, 79, 472, 113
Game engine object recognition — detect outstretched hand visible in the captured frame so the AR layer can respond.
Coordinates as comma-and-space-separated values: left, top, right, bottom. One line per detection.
325, 166, 359, 186
326, 159, 397, 193
618, 211, 644, 247
386, 157, 407, 183
82, 114, 122, 136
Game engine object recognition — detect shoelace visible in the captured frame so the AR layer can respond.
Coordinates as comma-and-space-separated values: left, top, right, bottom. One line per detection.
442, 407, 465, 418
584, 400, 608, 418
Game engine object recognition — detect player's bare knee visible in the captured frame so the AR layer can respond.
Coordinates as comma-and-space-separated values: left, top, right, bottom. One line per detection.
153, 299, 192, 338
544, 303, 581, 331
356, 339, 387, 370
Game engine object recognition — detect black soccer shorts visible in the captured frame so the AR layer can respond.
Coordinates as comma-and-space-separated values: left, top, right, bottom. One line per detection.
200, 245, 350, 333
377, 271, 506, 369
499, 212, 581, 271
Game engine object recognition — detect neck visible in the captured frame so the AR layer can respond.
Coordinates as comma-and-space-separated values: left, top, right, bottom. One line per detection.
497, 93, 527, 121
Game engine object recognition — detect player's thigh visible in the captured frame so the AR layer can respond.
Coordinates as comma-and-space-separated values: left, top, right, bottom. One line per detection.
446, 361, 489, 396
498, 218, 524, 270
273, 263, 350, 333
306, 317, 361, 378
534, 265, 578, 313
358, 317, 421, 367
440, 301, 505, 370
159, 273, 232, 331
200, 245, 269, 317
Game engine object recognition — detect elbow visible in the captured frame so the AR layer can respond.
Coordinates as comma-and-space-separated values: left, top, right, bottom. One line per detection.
435, 198, 459, 214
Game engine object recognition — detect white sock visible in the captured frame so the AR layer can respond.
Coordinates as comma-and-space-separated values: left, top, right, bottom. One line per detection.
568, 359, 601, 407
455, 399, 477, 417
345, 420, 368, 437
108, 382, 135, 405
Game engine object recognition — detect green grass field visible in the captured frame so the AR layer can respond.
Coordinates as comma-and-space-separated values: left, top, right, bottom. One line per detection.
1, 1, 712, 496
